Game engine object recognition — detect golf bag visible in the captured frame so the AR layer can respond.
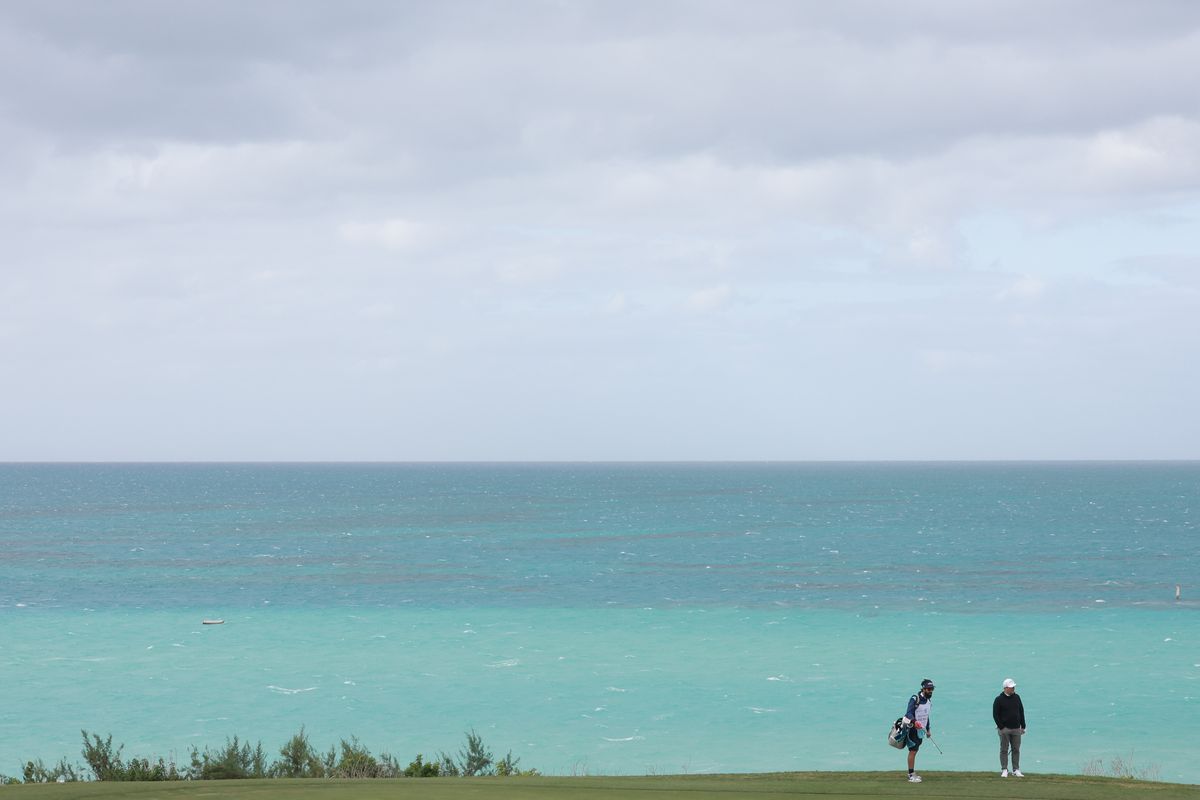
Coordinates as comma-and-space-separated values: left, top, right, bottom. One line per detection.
888, 718, 909, 749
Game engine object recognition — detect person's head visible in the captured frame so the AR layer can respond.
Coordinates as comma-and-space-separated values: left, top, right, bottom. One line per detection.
920, 678, 935, 697
1002, 678, 1016, 695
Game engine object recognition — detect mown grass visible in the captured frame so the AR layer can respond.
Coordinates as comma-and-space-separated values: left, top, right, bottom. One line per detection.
3, 772, 1198, 800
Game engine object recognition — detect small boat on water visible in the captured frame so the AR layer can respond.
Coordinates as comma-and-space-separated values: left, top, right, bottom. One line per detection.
202, 619, 225, 625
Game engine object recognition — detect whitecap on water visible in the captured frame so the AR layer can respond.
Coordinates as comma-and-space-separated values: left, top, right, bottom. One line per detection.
267, 685, 317, 695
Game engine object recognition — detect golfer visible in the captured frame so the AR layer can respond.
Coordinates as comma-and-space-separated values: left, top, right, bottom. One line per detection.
993, 677, 1026, 777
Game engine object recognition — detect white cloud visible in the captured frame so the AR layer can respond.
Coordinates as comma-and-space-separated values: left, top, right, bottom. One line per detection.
686, 284, 734, 313
602, 292, 630, 314
3, 1, 1199, 459
1080, 116, 1200, 193
338, 218, 436, 251
12, 140, 337, 225
494, 256, 561, 285
997, 275, 1048, 302
917, 348, 996, 374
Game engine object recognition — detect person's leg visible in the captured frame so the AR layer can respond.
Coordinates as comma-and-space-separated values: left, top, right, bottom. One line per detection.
998, 730, 1010, 770
906, 731, 921, 779
1010, 732, 1022, 771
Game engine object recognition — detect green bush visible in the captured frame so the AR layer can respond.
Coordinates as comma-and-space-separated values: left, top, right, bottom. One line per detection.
271, 726, 326, 778
441, 728, 493, 776
122, 756, 180, 781
403, 754, 440, 777
21, 757, 81, 783
328, 737, 401, 779
188, 736, 267, 780
14, 727, 535, 783
496, 750, 539, 777
76, 729, 182, 782
81, 731, 125, 781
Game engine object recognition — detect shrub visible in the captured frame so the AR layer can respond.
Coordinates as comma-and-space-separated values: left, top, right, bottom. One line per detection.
1081, 752, 1161, 781
437, 752, 460, 777
18, 727, 535, 782
404, 754, 440, 777
496, 751, 538, 777
21, 758, 81, 783
81, 730, 125, 781
188, 736, 267, 780
77, 730, 182, 782
329, 736, 400, 779
271, 726, 325, 778
122, 756, 180, 781
442, 728, 493, 776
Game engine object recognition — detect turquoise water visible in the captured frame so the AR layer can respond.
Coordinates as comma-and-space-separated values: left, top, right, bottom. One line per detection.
1, 463, 1197, 781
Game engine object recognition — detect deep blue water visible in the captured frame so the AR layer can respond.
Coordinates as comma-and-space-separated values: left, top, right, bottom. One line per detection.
3, 462, 1196, 611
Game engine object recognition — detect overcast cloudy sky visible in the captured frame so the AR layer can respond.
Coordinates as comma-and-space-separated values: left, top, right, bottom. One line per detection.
3, 1, 1198, 461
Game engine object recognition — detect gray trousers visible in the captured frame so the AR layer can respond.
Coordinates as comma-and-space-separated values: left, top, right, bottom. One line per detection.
998, 728, 1023, 769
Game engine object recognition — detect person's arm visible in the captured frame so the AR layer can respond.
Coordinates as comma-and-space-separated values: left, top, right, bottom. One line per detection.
993, 695, 1002, 728
1018, 696, 1026, 730
903, 694, 918, 725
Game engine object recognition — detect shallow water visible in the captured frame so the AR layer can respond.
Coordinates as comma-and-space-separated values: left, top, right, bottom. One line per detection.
1, 463, 1196, 781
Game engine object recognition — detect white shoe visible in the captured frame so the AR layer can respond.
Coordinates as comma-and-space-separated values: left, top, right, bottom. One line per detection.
1013, 770, 1024, 778
1000, 769, 1008, 777
908, 774, 922, 782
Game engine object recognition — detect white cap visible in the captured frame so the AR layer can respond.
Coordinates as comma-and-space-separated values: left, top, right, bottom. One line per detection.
1002, 678, 1016, 689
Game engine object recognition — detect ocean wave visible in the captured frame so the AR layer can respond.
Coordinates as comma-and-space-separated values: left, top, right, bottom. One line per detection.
601, 735, 645, 742
486, 659, 520, 668
267, 685, 317, 695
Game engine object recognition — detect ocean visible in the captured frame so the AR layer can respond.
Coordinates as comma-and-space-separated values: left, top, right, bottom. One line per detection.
1, 463, 1196, 782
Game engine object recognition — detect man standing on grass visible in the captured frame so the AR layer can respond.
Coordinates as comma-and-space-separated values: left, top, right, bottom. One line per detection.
902, 678, 935, 782
993, 677, 1026, 777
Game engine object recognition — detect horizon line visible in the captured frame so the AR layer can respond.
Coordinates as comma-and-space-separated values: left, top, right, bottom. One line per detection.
2, 459, 1198, 466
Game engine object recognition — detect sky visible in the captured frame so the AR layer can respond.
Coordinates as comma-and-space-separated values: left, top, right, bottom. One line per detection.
2, 1, 1198, 461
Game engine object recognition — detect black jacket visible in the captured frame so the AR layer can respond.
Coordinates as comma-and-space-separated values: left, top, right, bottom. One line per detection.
993, 691, 1026, 729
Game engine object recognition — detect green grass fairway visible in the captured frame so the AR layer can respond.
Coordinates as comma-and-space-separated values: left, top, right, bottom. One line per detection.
4, 772, 1198, 800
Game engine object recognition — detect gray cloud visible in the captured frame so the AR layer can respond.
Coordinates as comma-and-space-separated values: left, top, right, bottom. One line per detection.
2, 1, 1198, 459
